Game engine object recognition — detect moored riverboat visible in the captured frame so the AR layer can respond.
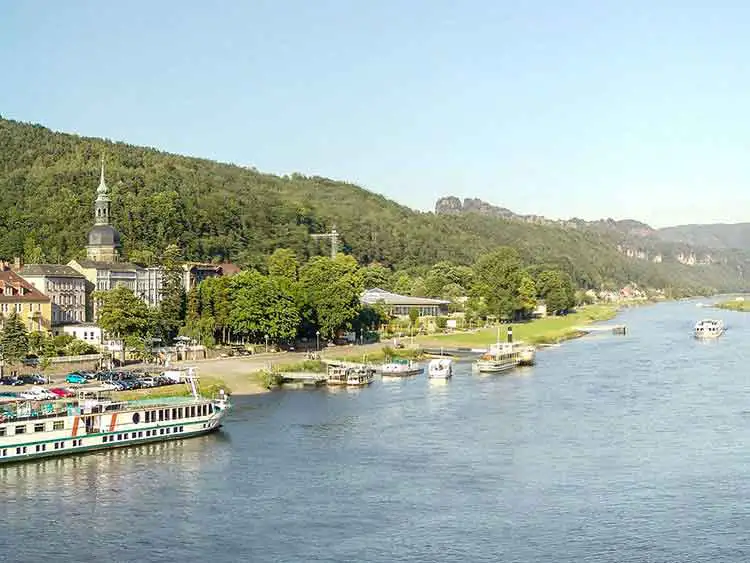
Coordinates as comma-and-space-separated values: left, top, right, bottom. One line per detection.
473, 342, 521, 373
380, 358, 424, 377
427, 358, 453, 379
0, 370, 230, 465
694, 319, 724, 339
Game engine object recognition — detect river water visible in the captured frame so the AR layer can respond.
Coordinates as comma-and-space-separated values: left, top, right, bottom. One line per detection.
4, 299, 750, 562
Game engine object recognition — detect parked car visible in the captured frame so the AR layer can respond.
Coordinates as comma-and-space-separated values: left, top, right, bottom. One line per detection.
65, 374, 87, 385
49, 387, 75, 398
0, 377, 23, 386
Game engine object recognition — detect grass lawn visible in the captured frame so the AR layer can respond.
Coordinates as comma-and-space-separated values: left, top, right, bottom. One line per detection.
416, 305, 619, 348
715, 300, 750, 312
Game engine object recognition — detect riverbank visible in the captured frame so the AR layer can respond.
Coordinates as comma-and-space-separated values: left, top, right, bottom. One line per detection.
415, 305, 618, 348
715, 300, 750, 312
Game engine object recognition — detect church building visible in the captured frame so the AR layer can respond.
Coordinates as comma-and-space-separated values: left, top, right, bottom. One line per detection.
68, 161, 162, 318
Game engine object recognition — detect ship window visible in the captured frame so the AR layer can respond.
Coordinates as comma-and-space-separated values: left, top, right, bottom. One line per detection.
1, 449, 6, 456
124, 433, 129, 439
36, 445, 41, 452
132, 412, 140, 424
166, 428, 170, 434
145, 411, 150, 423
138, 431, 143, 438
178, 408, 183, 419
15, 425, 25, 434
102, 437, 107, 443
53, 421, 64, 431
15, 447, 20, 454
190, 406, 196, 417
59, 441, 64, 448
171, 408, 177, 420
117, 434, 122, 441
22, 446, 27, 453
34, 424, 45, 433
179, 426, 184, 432
159, 428, 164, 435
0, 428, 5, 437
158, 410, 164, 422
208, 404, 213, 414
54, 442, 59, 449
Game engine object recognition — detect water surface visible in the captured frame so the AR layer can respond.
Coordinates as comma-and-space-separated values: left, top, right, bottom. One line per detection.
4, 300, 750, 562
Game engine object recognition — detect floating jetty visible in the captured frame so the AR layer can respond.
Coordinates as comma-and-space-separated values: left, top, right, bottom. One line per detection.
575, 324, 627, 335
279, 372, 327, 386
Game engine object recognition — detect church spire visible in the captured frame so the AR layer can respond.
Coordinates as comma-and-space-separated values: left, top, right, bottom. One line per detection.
94, 157, 111, 225
97, 155, 109, 199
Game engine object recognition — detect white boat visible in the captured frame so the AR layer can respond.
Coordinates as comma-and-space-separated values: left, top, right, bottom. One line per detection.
346, 367, 375, 386
0, 370, 230, 465
427, 358, 453, 379
694, 319, 725, 339
380, 358, 424, 377
473, 342, 521, 373
326, 365, 374, 386
474, 327, 523, 373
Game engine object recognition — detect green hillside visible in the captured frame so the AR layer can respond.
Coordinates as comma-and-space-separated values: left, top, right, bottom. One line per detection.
0, 116, 747, 293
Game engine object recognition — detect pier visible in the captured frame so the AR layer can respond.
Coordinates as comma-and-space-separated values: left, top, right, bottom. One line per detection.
575, 324, 627, 335
279, 372, 327, 386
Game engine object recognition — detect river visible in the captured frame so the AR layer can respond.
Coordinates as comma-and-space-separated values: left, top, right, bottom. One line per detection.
3, 299, 750, 562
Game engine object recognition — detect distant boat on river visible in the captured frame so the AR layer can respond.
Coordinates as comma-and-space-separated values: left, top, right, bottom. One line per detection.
694, 319, 724, 339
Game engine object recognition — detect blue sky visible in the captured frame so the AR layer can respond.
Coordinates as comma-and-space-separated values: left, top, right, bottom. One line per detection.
2, 1, 749, 227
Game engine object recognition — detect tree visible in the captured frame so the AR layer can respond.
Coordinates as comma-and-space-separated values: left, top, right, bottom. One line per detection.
361, 263, 391, 290
0, 311, 29, 369
229, 270, 300, 342
517, 271, 538, 318
471, 247, 523, 319
299, 255, 364, 339
159, 243, 186, 342
267, 248, 299, 282
536, 269, 576, 314
408, 307, 419, 326
95, 286, 150, 340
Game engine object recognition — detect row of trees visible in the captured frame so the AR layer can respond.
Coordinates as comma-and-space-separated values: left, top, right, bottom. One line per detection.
92, 247, 575, 350
0, 311, 98, 372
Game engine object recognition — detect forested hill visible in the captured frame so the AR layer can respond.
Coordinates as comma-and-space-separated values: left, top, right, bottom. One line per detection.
657, 223, 750, 250
0, 116, 747, 293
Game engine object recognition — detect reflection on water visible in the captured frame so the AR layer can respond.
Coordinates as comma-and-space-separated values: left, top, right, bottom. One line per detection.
7, 299, 750, 562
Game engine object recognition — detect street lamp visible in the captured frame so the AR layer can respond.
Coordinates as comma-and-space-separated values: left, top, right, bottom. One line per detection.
0, 343, 4, 379
316, 330, 320, 352
264, 334, 269, 353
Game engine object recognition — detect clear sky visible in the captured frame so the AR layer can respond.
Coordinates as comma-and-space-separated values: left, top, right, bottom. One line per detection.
2, 1, 749, 228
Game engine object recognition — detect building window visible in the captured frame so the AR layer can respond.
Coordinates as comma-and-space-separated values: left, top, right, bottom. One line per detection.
15, 303, 21, 313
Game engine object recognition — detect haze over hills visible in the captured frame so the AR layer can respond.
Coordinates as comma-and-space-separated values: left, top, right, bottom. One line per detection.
0, 116, 748, 294
436, 196, 750, 255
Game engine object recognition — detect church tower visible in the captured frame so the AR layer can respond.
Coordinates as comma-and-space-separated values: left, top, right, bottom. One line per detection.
85, 159, 121, 263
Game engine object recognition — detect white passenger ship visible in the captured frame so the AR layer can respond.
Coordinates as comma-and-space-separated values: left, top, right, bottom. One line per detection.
0, 372, 230, 465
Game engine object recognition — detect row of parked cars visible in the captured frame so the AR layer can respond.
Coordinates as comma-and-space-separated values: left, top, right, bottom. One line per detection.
64, 369, 179, 390
0, 374, 48, 386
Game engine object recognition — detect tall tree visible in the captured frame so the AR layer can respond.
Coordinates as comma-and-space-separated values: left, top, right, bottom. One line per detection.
267, 248, 299, 282
361, 263, 392, 290
229, 270, 300, 342
159, 243, 186, 342
471, 247, 523, 319
95, 286, 150, 340
300, 255, 364, 339
0, 311, 29, 369
517, 271, 538, 318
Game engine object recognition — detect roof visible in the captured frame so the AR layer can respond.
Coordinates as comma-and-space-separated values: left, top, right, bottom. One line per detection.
19, 264, 85, 278
72, 260, 141, 272
361, 288, 450, 307
87, 224, 121, 247
0, 269, 51, 303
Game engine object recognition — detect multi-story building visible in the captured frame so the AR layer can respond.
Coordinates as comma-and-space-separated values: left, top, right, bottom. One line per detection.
0, 264, 52, 333
17, 263, 87, 325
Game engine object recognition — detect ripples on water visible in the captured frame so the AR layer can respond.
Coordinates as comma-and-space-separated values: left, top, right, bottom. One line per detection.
5, 300, 750, 562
